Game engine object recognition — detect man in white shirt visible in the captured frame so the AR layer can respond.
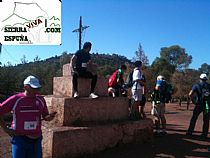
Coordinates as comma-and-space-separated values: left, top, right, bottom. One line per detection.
131, 61, 145, 120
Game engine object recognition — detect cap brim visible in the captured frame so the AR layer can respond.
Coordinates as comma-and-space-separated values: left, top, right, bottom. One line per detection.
30, 84, 41, 89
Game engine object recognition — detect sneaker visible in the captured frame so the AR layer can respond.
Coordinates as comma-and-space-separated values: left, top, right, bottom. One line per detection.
154, 129, 162, 136
200, 134, 207, 140
112, 92, 116, 98
89, 93, 99, 99
186, 132, 192, 137
73, 92, 79, 98
161, 130, 167, 135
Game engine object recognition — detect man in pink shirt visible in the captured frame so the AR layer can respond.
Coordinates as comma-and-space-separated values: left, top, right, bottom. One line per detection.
0, 75, 56, 158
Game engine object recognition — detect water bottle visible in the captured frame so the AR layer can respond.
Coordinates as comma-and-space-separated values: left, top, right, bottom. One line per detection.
205, 101, 209, 114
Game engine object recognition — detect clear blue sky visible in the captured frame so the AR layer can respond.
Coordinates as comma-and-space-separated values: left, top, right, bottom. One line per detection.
1, 0, 210, 69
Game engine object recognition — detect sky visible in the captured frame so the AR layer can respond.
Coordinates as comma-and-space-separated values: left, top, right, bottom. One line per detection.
0, 0, 210, 69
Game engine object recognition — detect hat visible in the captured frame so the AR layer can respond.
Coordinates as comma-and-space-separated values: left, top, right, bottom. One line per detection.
200, 73, 208, 80
134, 61, 142, 67
23, 76, 41, 88
157, 75, 164, 80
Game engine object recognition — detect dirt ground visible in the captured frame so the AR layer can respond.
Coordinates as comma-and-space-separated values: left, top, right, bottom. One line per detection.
1, 102, 210, 158
84, 102, 210, 158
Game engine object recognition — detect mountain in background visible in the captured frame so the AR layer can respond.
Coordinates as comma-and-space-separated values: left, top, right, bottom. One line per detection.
0, 52, 131, 99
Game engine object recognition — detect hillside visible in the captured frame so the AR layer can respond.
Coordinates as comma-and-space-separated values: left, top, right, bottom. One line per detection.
0, 52, 131, 100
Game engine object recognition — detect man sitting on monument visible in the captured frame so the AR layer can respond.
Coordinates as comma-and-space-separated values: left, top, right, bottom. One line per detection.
70, 42, 99, 99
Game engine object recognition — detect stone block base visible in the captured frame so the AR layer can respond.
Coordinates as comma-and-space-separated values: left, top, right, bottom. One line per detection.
42, 119, 153, 158
44, 96, 129, 126
53, 76, 107, 97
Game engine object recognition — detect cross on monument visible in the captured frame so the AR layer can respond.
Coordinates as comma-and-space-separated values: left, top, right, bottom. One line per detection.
72, 16, 89, 50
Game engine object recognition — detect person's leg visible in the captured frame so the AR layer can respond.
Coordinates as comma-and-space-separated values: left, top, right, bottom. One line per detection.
27, 137, 42, 158
160, 115, 166, 130
202, 111, 210, 137
108, 87, 115, 97
11, 136, 27, 158
73, 72, 79, 93
154, 115, 161, 134
140, 106, 146, 119
153, 104, 162, 134
78, 70, 97, 94
140, 95, 146, 118
187, 105, 203, 135
91, 74, 97, 93
115, 85, 121, 97
154, 115, 160, 129
159, 103, 166, 131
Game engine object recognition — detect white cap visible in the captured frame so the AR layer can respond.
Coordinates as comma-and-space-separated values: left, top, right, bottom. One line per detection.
23, 75, 41, 88
157, 75, 164, 80
200, 73, 208, 80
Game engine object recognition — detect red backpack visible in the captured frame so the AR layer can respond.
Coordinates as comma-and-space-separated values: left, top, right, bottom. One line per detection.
108, 70, 118, 87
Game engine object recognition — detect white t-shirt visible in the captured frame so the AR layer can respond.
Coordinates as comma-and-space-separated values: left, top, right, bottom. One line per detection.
132, 68, 142, 90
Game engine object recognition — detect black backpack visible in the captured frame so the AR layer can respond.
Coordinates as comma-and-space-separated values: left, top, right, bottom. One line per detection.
126, 71, 134, 88
192, 83, 210, 105
160, 81, 172, 103
125, 69, 144, 88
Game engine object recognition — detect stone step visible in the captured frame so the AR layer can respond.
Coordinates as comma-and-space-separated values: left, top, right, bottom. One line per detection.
53, 76, 107, 97
42, 119, 153, 158
45, 96, 129, 126
63, 64, 71, 76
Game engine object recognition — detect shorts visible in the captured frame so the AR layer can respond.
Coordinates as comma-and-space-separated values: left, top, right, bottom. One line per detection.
131, 89, 142, 102
11, 136, 42, 158
151, 101, 165, 117
140, 95, 146, 107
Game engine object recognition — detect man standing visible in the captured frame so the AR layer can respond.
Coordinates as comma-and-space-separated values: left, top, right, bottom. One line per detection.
70, 42, 99, 99
187, 73, 210, 139
0, 75, 56, 158
151, 75, 167, 135
130, 61, 145, 120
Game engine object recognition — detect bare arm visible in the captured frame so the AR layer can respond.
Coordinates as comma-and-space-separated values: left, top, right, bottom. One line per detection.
135, 79, 146, 86
70, 55, 77, 72
43, 112, 57, 121
0, 115, 15, 136
189, 90, 193, 97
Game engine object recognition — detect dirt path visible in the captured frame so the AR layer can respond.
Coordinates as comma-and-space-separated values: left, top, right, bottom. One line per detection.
1, 103, 210, 158
84, 103, 210, 158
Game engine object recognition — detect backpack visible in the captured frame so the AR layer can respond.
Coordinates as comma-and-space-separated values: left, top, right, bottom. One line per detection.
108, 70, 118, 87
159, 80, 172, 103
194, 83, 210, 105
126, 71, 134, 88
151, 89, 161, 104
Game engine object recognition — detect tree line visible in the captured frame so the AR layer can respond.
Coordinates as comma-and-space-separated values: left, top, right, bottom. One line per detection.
0, 44, 209, 105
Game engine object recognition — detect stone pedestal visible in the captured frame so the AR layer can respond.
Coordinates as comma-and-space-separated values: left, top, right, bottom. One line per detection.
53, 64, 107, 97
43, 119, 153, 158
42, 63, 153, 158
45, 96, 129, 126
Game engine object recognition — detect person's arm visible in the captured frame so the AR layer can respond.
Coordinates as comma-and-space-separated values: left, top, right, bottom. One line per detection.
43, 112, 57, 121
189, 84, 197, 97
0, 116, 15, 136
0, 96, 17, 136
135, 70, 146, 86
70, 55, 77, 72
40, 97, 57, 121
189, 90, 193, 97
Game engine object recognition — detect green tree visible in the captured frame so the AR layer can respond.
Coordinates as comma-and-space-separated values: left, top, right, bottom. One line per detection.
151, 57, 176, 81
171, 69, 199, 106
198, 63, 210, 76
160, 45, 192, 70
21, 55, 28, 64
133, 43, 149, 66
34, 55, 41, 62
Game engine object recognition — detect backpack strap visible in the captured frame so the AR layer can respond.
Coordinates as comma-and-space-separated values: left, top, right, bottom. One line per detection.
132, 68, 141, 90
